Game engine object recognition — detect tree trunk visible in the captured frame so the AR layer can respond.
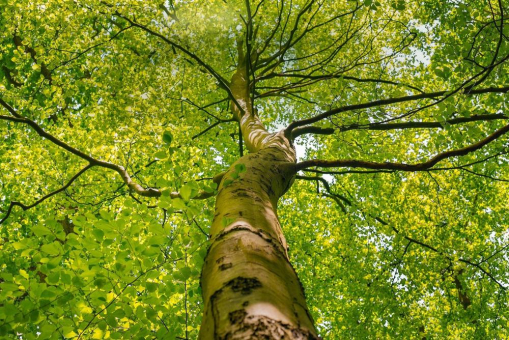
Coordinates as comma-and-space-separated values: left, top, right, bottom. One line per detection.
198, 53, 319, 339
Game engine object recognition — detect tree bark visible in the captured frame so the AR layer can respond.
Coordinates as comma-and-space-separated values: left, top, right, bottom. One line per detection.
198, 53, 319, 339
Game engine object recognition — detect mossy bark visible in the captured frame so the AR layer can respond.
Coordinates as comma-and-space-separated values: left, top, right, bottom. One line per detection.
198, 56, 318, 340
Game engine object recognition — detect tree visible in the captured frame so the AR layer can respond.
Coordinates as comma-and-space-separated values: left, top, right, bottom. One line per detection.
0, 0, 508, 338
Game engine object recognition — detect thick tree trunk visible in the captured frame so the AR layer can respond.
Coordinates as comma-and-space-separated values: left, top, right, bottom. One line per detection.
199, 143, 319, 339
199, 53, 319, 339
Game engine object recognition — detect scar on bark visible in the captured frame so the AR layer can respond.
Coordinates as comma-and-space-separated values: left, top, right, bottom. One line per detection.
226, 277, 262, 295
229, 309, 248, 325
209, 278, 262, 337
221, 315, 320, 340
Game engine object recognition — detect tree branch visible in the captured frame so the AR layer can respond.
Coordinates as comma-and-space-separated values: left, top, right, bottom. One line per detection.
373, 214, 506, 290
255, 0, 317, 70
12, 34, 53, 82
285, 85, 509, 135
296, 175, 351, 208
458, 258, 506, 290
191, 119, 234, 140
115, 12, 246, 116
0, 164, 93, 224
77, 260, 171, 339
0, 99, 219, 203
292, 126, 335, 138
296, 123, 509, 172
0, 106, 160, 197
301, 152, 508, 180
333, 114, 508, 133
302, 168, 395, 175
257, 73, 424, 94
464, 0, 505, 90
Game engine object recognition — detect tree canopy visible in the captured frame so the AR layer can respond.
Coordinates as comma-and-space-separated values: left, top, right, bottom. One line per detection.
0, 0, 508, 339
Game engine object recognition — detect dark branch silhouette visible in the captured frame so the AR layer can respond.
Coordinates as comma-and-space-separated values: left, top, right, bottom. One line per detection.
285, 86, 509, 135
296, 123, 509, 172
291, 114, 508, 138
0, 165, 92, 224
115, 12, 247, 116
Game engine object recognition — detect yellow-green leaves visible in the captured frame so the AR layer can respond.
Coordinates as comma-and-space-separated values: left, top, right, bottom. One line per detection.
0, 0, 507, 339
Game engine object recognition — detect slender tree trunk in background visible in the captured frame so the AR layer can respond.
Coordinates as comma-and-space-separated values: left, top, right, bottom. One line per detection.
199, 56, 319, 339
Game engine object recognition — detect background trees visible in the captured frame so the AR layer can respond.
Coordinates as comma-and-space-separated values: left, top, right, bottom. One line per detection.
0, 0, 508, 338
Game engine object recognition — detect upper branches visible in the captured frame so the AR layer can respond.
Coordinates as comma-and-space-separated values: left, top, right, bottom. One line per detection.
114, 12, 246, 117
235, 0, 508, 141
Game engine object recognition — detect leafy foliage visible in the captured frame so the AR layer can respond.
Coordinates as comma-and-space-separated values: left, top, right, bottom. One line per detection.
0, 0, 508, 339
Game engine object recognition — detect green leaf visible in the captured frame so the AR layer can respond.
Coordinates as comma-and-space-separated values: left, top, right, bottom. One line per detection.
32, 225, 52, 237
60, 272, 72, 285
46, 272, 60, 285
12, 241, 27, 250
40, 289, 56, 298
146, 308, 157, 320
40, 243, 60, 256
0, 283, 19, 292
148, 235, 166, 247
92, 228, 104, 241
162, 130, 173, 144
146, 282, 158, 292
154, 150, 167, 159
172, 198, 187, 210
106, 314, 118, 327
180, 184, 192, 201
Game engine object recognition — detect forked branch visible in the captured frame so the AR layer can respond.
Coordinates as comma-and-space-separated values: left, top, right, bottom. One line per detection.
285, 85, 509, 136
296, 175, 351, 213
0, 98, 218, 224
374, 217, 507, 290
0, 164, 93, 224
0, 100, 160, 197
